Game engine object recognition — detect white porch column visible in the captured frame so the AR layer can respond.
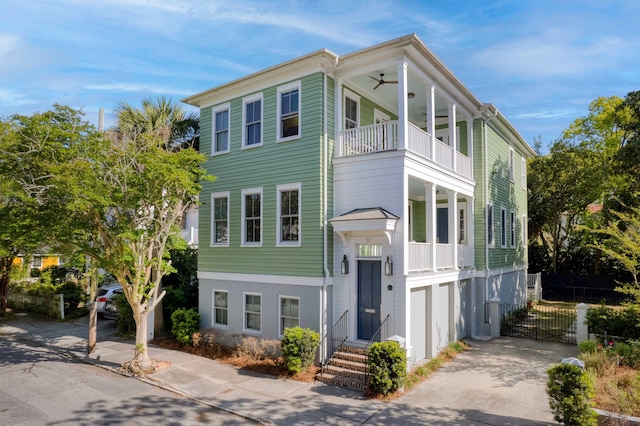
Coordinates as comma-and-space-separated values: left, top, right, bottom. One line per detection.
448, 190, 458, 269
335, 78, 343, 156
426, 84, 436, 160
397, 59, 409, 151
467, 118, 474, 176
426, 182, 437, 271
448, 103, 457, 171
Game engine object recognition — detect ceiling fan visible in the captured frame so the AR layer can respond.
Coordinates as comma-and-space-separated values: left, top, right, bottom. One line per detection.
370, 73, 397, 90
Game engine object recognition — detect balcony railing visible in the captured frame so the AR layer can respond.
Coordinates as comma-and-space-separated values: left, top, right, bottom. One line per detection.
408, 242, 474, 273
338, 120, 472, 179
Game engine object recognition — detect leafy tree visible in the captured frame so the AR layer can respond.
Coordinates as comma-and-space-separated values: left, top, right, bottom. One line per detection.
0, 106, 98, 315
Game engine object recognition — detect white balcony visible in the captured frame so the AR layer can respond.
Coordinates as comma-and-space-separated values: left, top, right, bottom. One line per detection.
408, 242, 474, 273
338, 120, 472, 180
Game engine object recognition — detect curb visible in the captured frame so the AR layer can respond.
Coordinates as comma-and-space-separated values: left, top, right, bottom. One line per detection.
72, 350, 275, 426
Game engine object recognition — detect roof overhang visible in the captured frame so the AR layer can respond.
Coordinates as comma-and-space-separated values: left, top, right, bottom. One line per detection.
330, 207, 399, 245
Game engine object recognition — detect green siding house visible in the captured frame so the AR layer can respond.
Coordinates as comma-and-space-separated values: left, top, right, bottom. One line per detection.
183, 34, 535, 368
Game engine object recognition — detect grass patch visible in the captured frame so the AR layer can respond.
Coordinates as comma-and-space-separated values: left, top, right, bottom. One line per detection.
404, 341, 468, 392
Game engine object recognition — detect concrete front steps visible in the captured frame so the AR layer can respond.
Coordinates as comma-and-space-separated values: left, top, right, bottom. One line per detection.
316, 345, 369, 391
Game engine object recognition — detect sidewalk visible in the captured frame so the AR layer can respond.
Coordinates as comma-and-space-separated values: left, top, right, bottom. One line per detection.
1, 311, 577, 425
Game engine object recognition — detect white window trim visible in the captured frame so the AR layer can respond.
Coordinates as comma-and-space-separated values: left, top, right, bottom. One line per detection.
343, 89, 360, 129
278, 295, 300, 337
211, 103, 230, 156
509, 147, 515, 182
500, 207, 507, 248
373, 109, 390, 123
32, 256, 43, 268
243, 292, 262, 334
510, 210, 516, 248
522, 214, 527, 247
521, 157, 527, 189
211, 191, 230, 247
276, 182, 301, 247
241, 187, 263, 246
242, 93, 263, 149
277, 81, 301, 143
212, 289, 229, 328
487, 202, 494, 247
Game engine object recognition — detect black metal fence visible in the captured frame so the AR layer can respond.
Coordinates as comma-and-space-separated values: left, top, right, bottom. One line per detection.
542, 274, 628, 305
500, 302, 577, 344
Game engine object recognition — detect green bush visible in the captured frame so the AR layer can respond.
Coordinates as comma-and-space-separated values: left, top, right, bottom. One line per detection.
57, 281, 85, 317
614, 341, 640, 368
586, 304, 640, 340
171, 308, 200, 345
281, 327, 320, 374
578, 339, 598, 353
547, 363, 597, 425
162, 287, 189, 331
368, 341, 407, 396
115, 293, 135, 335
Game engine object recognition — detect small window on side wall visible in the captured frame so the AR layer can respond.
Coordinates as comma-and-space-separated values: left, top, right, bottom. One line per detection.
213, 290, 228, 327
212, 103, 230, 155
279, 296, 299, 336
277, 82, 300, 141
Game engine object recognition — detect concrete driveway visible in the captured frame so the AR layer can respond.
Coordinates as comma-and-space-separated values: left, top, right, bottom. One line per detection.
372, 337, 579, 425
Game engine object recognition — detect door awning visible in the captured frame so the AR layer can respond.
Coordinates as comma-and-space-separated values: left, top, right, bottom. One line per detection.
330, 207, 399, 245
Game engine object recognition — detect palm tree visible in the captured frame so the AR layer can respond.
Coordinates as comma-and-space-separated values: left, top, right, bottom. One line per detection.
116, 96, 199, 151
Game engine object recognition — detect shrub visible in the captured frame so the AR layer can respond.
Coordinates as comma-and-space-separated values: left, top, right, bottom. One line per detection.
281, 327, 320, 374
614, 341, 640, 368
171, 308, 200, 345
547, 363, 597, 425
115, 293, 135, 335
57, 281, 85, 317
236, 336, 281, 362
162, 287, 189, 331
578, 339, 598, 353
579, 350, 617, 377
586, 303, 640, 340
368, 341, 407, 396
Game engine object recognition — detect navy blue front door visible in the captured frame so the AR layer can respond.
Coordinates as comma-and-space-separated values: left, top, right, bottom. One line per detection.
357, 260, 382, 340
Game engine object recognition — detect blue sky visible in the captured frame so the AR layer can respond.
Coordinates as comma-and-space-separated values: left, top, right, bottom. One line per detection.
1, 0, 639, 149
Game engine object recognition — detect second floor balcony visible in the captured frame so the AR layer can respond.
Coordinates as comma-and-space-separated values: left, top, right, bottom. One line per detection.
337, 121, 472, 180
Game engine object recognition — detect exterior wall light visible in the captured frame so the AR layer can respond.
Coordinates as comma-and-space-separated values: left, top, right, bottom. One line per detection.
341, 254, 349, 274
385, 255, 393, 276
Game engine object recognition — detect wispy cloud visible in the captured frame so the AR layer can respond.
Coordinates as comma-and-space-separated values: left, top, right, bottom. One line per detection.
85, 83, 192, 96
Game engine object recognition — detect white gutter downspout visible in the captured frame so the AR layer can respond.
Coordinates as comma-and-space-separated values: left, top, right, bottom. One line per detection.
321, 57, 339, 363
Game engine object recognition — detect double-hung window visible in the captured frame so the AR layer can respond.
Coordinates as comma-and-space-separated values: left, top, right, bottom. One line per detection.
344, 90, 359, 130
487, 202, 494, 246
211, 192, 229, 245
277, 183, 300, 246
212, 103, 230, 154
243, 94, 263, 148
501, 208, 507, 248
521, 158, 527, 189
32, 256, 43, 269
277, 82, 300, 141
279, 296, 299, 335
510, 210, 516, 247
242, 188, 262, 245
244, 293, 261, 332
213, 290, 228, 327
509, 148, 515, 182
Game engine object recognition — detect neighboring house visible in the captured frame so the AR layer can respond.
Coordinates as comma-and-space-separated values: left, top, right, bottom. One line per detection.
180, 203, 199, 248
183, 34, 535, 366
13, 254, 61, 270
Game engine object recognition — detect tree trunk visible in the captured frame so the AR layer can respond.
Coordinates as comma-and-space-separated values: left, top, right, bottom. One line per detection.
125, 310, 154, 374
0, 257, 13, 316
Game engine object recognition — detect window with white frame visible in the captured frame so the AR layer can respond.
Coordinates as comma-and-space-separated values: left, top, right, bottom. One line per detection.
241, 188, 262, 245
279, 296, 299, 335
277, 82, 300, 141
501, 207, 507, 248
213, 290, 228, 326
211, 192, 229, 245
522, 214, 527, 247
32, 256, 43, 268
242, 94, 262, 148
509, 148, 515, 182
212, 103, 230, 154
277, 183, 300, 245
459, 208, 465, 244
244, 293, 261, 332
487, 202, 494, 246
510, 210, 516, 247
344, 91, 359, 129
521, 157, 526, 189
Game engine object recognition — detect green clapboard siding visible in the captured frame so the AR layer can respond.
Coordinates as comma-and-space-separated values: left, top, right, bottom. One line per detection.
199, 72, 331, 277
